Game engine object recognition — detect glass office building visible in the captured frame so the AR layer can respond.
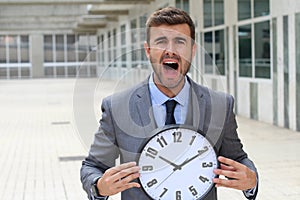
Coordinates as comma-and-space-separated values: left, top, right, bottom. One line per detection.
0, 0, 300, 131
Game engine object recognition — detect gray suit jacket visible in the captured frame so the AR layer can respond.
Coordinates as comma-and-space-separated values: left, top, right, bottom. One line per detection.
80, 76, 258, 200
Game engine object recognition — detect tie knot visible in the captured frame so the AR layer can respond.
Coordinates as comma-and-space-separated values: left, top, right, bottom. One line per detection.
165, 100, 177, 113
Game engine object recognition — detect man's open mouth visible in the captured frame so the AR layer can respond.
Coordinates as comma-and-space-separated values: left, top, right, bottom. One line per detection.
163, 61, 179, 70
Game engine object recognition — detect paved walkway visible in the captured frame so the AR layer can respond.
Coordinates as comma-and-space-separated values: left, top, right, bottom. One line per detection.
0, 78, 299, 200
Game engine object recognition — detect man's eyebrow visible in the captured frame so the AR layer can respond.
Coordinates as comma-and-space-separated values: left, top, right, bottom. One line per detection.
154, 36, 167, 42
174, 36, 187, 41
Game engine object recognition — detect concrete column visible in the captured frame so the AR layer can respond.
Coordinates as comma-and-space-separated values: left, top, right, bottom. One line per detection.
31, 34, 44, 78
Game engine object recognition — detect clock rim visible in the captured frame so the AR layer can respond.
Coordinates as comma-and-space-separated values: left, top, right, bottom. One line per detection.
136, 124, 219, 200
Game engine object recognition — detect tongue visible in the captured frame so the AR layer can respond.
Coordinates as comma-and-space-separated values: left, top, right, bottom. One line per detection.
163, 63, 178, 70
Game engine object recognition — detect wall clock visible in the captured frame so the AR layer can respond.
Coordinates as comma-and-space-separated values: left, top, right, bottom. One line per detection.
138, 125, 218, 200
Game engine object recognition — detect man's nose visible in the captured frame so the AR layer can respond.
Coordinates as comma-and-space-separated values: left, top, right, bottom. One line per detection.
164, 42, 177, 56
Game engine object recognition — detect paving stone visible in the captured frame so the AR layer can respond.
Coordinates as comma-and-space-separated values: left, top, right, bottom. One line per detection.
0, 79, 299, 200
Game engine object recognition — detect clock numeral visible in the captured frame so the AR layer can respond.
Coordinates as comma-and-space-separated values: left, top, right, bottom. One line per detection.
188, 185, 198, 196
199, 175, 209, 183
157, 136, 168, 148
145, 147, 158, 159
172, 131, 182, 143
159, 188, 168, 198
189, 135, 196, 145
142, 165, 153, 171
176, 191, 182, 200
146, 178, 158, 187
202, 162, 213, 168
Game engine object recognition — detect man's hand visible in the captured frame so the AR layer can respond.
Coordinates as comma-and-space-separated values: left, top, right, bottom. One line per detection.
97, 162, 140, 196
213, 156, 257, 191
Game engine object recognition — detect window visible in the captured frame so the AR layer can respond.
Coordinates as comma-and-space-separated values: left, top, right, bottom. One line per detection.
112, 29, 117, 67
0, 35, 31, 79
238, 25, 252, 77
254, 21, 270, 78
9, 35, 18, 63
20, 36, 29, 63
107, 31, 112, 64
131, 19, 138, 68
139, 14, 148, 68
99, 34, 105, 65
44, 35, 53, 62
43, 34, 97, 77
203, 0, 224, 28
238, 0, 270, 78
238, 0, 269, 20
67, 35, 76, 62
254, 0, 269, 17
204, 30, 225, 75
55, 35, 64, 62
238, 0, 251, 20
121, 24, 127, 68
176, 0, 189, 13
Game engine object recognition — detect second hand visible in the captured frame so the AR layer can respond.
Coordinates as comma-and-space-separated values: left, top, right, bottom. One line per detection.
155, 170, 175, 189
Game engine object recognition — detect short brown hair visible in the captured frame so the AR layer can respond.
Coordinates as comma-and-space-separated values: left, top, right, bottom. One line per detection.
146, 7, 195, 44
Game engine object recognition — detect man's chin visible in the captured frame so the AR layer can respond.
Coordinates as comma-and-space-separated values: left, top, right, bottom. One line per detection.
160, 78, 183, 89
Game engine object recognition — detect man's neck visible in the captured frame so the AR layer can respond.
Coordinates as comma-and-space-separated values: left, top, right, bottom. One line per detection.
153, 79, 185, 98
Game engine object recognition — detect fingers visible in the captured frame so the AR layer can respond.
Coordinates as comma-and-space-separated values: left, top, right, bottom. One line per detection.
217, 156, 244, 169
98, 162, 141, 196
106, 161, 138, 176
213, 156, 257, 190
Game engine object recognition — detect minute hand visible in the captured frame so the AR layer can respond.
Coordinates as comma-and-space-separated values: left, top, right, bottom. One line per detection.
177, 146, 209, 169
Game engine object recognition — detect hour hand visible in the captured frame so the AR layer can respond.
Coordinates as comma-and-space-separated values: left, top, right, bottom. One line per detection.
158, 156, 181, 170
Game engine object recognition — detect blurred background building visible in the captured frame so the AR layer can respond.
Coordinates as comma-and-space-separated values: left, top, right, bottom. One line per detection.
0, 0, 300, 132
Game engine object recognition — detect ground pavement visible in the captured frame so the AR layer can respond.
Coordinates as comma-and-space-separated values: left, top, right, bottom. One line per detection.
0, 78, 299, 200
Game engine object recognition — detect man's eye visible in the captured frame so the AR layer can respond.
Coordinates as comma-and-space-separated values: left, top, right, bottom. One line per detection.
176, 40, 186, 44
156, 40, 167, 45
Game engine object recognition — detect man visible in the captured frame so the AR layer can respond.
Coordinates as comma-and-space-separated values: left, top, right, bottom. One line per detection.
81, 7, 258, 200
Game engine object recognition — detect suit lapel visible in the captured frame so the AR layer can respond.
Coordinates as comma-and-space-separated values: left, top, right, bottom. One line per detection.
132, 77, 207, 137
188, 78, 207, 133
134, 80, 157, 138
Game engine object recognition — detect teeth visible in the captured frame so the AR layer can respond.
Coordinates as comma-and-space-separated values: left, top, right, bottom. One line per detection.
164, 62, 177, 64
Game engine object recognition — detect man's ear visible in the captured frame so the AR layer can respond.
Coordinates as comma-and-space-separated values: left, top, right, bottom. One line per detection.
192, 42, 197, 59
144, 41, 150, 59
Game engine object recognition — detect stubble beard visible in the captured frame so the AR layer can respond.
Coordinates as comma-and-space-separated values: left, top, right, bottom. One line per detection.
150, 55, 192, 90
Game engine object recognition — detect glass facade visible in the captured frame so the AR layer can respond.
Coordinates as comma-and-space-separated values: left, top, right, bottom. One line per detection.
176, 0, 189, 13
139, 14, 148, 68
204, 30, 225, 75
238, 25, 252, 77
203, 0, 224, 28
121, 24, 127, 68
131, 19, 138, 68
43, 34, 96, 77
254, 0, 269, 17
204, 32, 213, 74
214, 0, 224, 26
203, 0, 225, 76
238, 0, 251, 20
203, 0, 213, 27
0, 35, 30, 79
238, 0, 270, 79
254, 21, 270, 78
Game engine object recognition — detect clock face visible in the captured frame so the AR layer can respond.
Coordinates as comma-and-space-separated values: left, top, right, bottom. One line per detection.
138, 125, 218, 200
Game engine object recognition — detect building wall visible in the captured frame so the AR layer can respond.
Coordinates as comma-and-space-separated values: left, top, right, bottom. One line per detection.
0, 0, 299, 131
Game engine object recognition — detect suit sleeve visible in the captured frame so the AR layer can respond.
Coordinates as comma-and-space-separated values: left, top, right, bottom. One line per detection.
80, 97, 119, 200
219, 95, 259, 199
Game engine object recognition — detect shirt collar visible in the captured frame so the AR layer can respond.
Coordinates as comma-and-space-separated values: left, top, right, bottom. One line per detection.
149, 73, 190, 106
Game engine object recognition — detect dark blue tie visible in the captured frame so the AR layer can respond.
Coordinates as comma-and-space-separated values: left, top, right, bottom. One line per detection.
165, 100, 177, 125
